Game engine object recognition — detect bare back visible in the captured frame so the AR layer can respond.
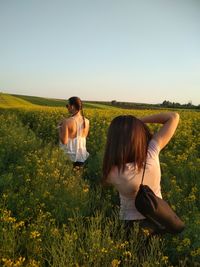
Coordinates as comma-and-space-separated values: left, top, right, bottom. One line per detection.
66, 115, 89, 139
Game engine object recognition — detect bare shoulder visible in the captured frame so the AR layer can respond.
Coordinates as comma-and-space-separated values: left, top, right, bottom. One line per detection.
62, 117, 74, 127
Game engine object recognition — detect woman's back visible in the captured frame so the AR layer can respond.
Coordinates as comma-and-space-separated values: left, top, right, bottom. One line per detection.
59, 115, 89, 163
67, 115, 89, 139
102, 112, 180, 235
107, 139, 161, 220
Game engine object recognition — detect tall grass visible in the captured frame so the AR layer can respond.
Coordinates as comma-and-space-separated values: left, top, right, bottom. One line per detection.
0, 107, 200, 266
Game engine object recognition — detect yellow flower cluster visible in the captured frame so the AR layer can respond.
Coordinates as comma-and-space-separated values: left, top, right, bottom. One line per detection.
1, 209, 16, 223
1, 257, 25, 267
190, 248, 200, 257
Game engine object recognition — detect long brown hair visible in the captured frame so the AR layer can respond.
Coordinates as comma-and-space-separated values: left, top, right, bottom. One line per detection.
102, 115, 152, 185
68, 96, 86, 128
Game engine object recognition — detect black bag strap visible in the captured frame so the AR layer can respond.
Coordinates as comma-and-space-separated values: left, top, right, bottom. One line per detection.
141, 159, 147, 185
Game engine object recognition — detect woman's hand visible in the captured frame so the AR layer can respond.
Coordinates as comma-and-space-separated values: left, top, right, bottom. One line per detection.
57, 118, 65, 128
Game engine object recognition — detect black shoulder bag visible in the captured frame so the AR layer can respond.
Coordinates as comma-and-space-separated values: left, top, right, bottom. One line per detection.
135, 161, 185, 234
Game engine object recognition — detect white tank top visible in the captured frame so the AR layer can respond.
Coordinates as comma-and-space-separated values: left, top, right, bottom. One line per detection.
60, 117, 89, 162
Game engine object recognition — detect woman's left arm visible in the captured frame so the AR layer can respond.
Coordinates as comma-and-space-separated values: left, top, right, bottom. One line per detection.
59, 120, 68, 145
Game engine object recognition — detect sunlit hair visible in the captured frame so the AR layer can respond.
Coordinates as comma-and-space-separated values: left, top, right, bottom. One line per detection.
102, 115, 152, 185
68, 96, 86, 128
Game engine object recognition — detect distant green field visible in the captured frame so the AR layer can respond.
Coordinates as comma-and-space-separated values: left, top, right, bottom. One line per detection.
10, 94, 117, 109
0, 93, 35, 108
12, 94, 67, 107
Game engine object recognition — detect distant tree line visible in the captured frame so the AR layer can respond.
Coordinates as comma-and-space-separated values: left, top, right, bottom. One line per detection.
111, 100, 200, 110
161, 100, 200, 109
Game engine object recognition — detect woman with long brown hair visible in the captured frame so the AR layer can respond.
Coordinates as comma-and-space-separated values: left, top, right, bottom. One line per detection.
102, 112, 179, 234
58, 96, 89, 168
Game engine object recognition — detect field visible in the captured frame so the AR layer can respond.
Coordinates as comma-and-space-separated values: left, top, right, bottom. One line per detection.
0, 93, 200, 267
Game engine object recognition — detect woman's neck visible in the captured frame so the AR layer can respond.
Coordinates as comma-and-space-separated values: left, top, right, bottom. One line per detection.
71, 110, 80, 117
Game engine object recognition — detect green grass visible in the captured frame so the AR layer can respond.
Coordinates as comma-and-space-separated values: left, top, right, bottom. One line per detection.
11, 93, 119, 109
12, 94, 67, 107
0, 93, 35, 108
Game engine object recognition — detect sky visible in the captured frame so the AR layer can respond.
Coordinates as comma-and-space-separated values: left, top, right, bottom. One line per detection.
0, 0, 200, 105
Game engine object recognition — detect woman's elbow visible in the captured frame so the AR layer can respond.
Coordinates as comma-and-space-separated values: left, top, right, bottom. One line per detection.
172, 112, 180, 122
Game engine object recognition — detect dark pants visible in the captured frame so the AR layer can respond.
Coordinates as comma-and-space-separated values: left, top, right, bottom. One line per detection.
73, 161, 84, 167
73, 161, 85, 169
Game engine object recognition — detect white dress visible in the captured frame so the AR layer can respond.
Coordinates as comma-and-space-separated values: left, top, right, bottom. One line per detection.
60, 117, 89, 162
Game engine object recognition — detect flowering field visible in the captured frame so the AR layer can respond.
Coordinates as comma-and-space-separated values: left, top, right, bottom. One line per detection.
0, 99, 200, 266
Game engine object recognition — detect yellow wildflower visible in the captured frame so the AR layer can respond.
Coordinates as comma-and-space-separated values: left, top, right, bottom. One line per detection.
161, 256, 168, 264
28, 259, 40, 267
182, 238, 191, 247
83, 186, 89, 193
2, 257, 25, 267
13, 257, 25, 267
30, 231, 40, 239
13, 221, 25, 230
190, 248, 200, 257
111, 259, 121, 267
142, 228, 150, 236
51, 228, 60, 237
101, 247, 108, 253
123, 251, 132, 258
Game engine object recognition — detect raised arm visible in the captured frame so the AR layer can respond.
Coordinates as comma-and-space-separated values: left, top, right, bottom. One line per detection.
140, 112, 180, 150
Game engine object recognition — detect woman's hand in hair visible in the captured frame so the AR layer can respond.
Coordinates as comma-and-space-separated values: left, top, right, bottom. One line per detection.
139, 112, 180, 150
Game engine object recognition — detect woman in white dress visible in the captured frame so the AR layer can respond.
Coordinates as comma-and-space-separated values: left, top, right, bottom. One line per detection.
58, 96, 89, 168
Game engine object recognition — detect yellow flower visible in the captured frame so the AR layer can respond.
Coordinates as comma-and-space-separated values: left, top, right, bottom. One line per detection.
190, 248, 200, 257
2, 257, 25, 267
2, 258, 13, 267
101, 247, 108, 253
13, 257, 25, 267
30, 231, 40, 239
13, 221, 25, 230
111, 259, 121, 267
142, 228, 150, 236
1, 209, 16, 223
182, 238, 191, 247
51, 228, 60, 237
28, 259, 40, 267
123, 251, 132, 258
188, 194, 196, 201
83, 186, 89, 193
161, 256, 168, 264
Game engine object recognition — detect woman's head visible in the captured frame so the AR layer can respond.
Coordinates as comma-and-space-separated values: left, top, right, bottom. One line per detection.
67, 96, 86, 127
102, 115, 152, 184
67, 96, 82, 113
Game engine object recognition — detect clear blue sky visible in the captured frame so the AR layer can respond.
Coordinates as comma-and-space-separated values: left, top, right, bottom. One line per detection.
0, 0, 200, 104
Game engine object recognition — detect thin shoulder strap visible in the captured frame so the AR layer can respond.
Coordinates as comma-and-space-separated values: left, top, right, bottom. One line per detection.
141, 160, 147, 185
